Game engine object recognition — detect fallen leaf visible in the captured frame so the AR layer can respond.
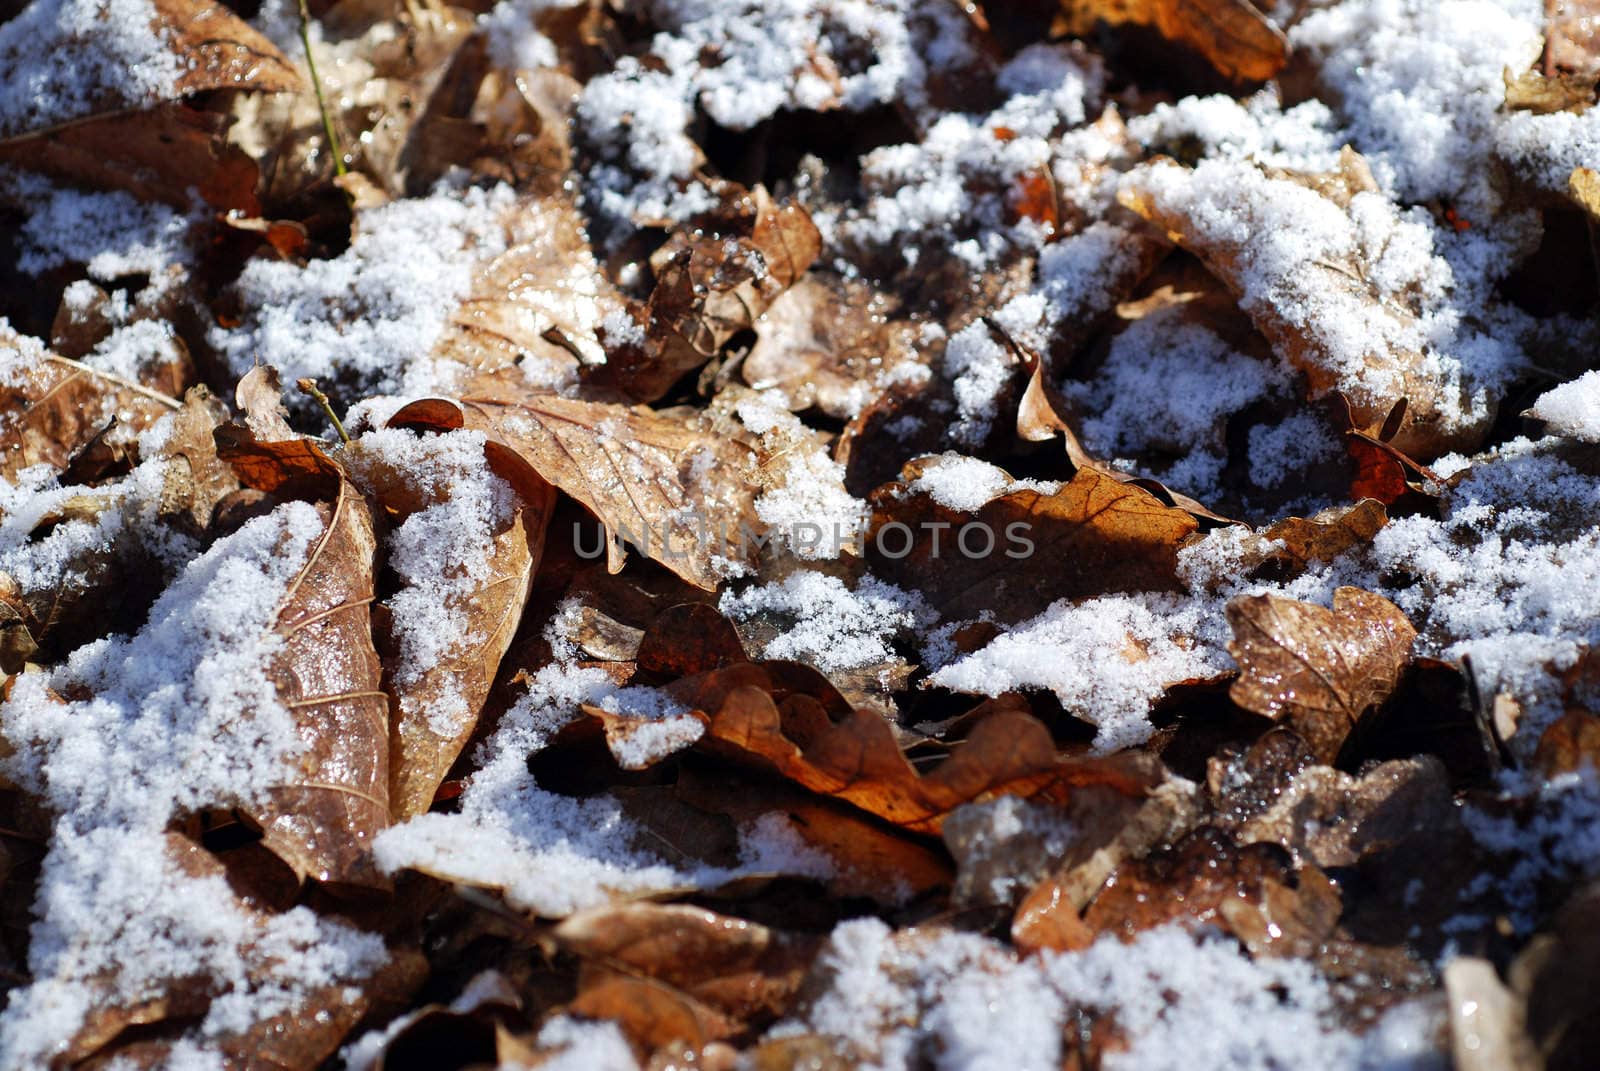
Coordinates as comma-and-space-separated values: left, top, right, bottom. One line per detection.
1503, 66, 1598, 114
868, 457, 1200, 623
1082, 826, 1296, 940
554, 902, 819, 1024
1226, 586, 1418, 763
595, 186, 821, 403
1011, 779, 1201, 953
1054, 0, 1288, 83
217, 408, 391, 888
674, 766, 956, 905
1230, 756, 1455, 869
678, 662, 1163, 834
358, 419, 558, 821
740, 273, 931, 420
1010, 322, 1236, 524
0, 0, 298, 142
0, 328, 180, 484
54, 832, 414, 1068
431, 194, 631, 381
389, 384, 763, 590
1256, 499, 1388, 573
568, 963, 736, 1054
1121, 150, 1488, 456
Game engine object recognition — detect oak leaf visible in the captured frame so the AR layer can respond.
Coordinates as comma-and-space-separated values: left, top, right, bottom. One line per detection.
389, 382, 762, 590
554, 902, 819, 1024
357, 419, 558, 820
1226, 586, 1418, 763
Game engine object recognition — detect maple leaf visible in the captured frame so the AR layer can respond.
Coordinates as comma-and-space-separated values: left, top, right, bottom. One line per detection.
1225, 586, 1418, 763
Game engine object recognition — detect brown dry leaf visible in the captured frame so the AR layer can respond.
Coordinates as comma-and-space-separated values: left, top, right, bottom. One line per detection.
1121, 150, 1485, 457
740, 273, 931, 420
1503, 66, 1598, 113
154, 386, 240, 535
431, 194, 631, 380
1258, 499, 1388, 572
235, 365, 297, 440
227, 2, 477, 205
595, 186, 821, 403
675, 766, 956, 904
1229, 756, 1455, 869
389, 384, 762, 590
55, 833, 416, 1068
1226, 586, 1418, 763
554, 903, 819, 1024
868, 456, 1199, 623
358, 420, 558, 820
677, 662, 1163, 834
568, 964, 737, 1054
0, 103, 263, 212
1082, 825, 1295, 940
216, 414, 391, 888
1011, 325, 1236, 524
250, 468, 389, 888
1010, 779, 1200, 953
1054, 0, 1288, 83
0, 328, 181, 484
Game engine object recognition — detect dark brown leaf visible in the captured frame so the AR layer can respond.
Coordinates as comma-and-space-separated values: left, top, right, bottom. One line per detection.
869, 457, 1200, 623
1226, 586, 1418, 763
554, 902, 819, 1024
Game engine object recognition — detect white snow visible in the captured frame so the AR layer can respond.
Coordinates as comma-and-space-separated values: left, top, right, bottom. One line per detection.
0, 503, 387, 1065
720, 570, 932, 673
1527, 370, 1600, 442
346, 426, 520, 738
0, 0, 184, 139
211, 183, 518, 403
767, 920, 1412, 1070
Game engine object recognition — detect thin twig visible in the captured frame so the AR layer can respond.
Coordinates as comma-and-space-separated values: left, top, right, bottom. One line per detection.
297, 377, 350, 444
297, 0, 347, 179
45, 355, 182, 410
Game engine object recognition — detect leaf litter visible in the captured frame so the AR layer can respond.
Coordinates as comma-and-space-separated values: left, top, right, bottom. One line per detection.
1, 0, 1599, 1067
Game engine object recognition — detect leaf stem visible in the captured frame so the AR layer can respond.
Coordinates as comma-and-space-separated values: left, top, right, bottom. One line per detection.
297, 378, 351, 445
297, 0, 347, 179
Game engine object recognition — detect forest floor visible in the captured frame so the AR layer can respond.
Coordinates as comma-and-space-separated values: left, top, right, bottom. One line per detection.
1, 0, 1600, 1068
